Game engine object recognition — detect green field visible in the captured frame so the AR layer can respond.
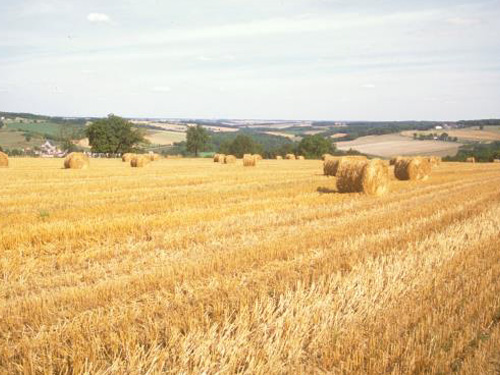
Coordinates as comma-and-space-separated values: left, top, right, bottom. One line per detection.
5, 119, 82, 138
0, 129, 45, 149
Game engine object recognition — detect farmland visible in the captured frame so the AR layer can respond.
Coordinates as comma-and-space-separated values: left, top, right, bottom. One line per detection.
144, 130, 187, 145
336, 133, 460, 157
401, 128, 500, 142
1, 158, 500, 374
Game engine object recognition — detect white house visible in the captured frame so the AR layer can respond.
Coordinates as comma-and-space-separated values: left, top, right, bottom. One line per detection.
39, 140, 63, 157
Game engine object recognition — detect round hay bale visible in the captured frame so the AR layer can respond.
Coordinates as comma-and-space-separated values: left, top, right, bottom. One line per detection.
389, 156, 408, 166
394, 157, 432, 181
148, 153, 161, 161
466, 157, 476, 163
285, 154, 296, 160
336, 159, 389, 196
64, 153, 89, 169
122, 153, 135, 162
323, 155, 367, 177
276, 155, 283, 160
297, 155, 305, 160
494, 159, 500, 163
0, 151, 8, 168
322, 154, 333, 161
224, 155, 237, 164
253, 154, 263, 161
213, 154, 220, 162
130, 155, 150, 168
323, 158, 338, 176
217, 154, 226, 163
243, 154, 256, 167
425, 156, 441, 167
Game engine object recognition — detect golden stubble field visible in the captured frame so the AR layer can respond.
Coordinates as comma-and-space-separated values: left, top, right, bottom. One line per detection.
1, 158, 500, 375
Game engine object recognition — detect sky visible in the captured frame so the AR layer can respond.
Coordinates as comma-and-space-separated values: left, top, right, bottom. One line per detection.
1, 0, 500, 121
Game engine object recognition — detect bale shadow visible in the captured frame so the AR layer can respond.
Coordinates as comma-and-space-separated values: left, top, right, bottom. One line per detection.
317, 187, 338, 194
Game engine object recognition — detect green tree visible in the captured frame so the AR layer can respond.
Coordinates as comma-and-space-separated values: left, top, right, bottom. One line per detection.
297, 135, 335, 159
86, 115, 145, 153
186, 125, 209, 156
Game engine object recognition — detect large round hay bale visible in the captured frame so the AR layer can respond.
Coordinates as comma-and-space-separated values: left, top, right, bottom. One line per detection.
322, 154, 333, 161
122, 153, 135, 162
243, 154, 256, 167
389, 156, 408, 166
64, 153, 89, 169
494, 159, 500, 163
148, 153, 161, 161
336, 159, 389, 196
276, 155, 283, 160
297, 155, 305, 160
130, 155, 150, 168
466, 157, 476, 163
394, 157, 431, 181
213, 154, 220, 162
253, 154, 263, 161
285, 154, 296, 160
217, 154, 226, 164
0, 151, 8, 168
425, 156, 441, 167
323, 155, 367, 177
224, 155, 237, 164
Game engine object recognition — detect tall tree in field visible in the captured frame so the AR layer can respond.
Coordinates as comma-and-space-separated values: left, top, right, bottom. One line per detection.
86, 115, 145, 153
297, 134, 335, 159
186, 125, 209, 157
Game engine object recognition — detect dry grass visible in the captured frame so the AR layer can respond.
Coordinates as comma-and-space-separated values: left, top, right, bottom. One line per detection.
1, 158, 500, 374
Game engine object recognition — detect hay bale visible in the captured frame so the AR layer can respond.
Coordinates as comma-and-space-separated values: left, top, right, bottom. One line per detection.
148, 153, 161, 161
425, 156, 441, 167
494, 159, 500, 163
217, 154, 226, 163
297, 155, 305, 160
276, 155, 283, 160
213, 154, 220, 162
253, 154, 263, 161
224, 155, 237, 164
323, 155, 367, 177
336, 159, 389, 196
322, 154, 333, 161
394, 157, 432, 181
122, 153, 135, 162
243, 154, 256, 167
466, 157, 476, 163
0, 151, 8, 168
130, 155, 150, 168
389, 156, 408, 166
285, 154, 296, 160
64, 153, 89, 169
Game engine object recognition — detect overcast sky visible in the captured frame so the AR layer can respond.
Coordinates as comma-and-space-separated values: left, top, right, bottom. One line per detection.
1, 0, 499, 120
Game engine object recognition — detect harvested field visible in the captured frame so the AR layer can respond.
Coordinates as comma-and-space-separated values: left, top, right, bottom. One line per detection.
336, 134, 460, 158
1, 158, 500, 374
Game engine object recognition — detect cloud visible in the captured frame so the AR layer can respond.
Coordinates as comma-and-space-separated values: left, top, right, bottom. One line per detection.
446, 17, 482, 26
362, 83, 376, 89
87, 13, 111, 23
151, 86, 172, 93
